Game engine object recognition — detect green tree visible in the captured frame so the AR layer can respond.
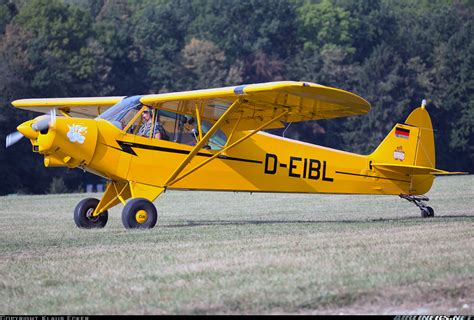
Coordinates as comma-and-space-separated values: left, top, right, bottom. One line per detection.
130, 0, 193, 92
430, 11, 474, 170
0, 0, 472, 195
189, 0, 298, 83
182, 38, 242, 88
94, 0, 145, 95
298, 0, 355, 54
0, 0, 107, 195
0, 0, 16, 34
9, 0, 109, 97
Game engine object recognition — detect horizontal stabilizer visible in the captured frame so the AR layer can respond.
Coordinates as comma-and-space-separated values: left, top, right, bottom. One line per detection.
372, 163, 467, 175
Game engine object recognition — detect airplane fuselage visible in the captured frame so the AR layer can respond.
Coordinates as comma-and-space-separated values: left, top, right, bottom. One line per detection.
86, 119, 417, 196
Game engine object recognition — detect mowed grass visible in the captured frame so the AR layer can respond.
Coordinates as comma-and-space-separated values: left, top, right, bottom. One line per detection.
0, 175, 472, 314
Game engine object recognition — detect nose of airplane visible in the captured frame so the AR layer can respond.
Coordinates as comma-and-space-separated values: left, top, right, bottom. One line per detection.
16, 119, 39, 140
6, 109, 57, 148
8, 111, 99, 169
38, 116, 99, 167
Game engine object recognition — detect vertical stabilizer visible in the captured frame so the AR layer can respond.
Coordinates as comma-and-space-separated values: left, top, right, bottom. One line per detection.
404, 104, 435, 168
369, 103, 436, 194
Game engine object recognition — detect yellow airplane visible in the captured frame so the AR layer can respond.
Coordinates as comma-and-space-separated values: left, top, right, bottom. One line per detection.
6, 81, 458, 229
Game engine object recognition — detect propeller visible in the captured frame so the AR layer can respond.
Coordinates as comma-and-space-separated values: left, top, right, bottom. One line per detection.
5, 108, 57, 148
5, 131, 24, 148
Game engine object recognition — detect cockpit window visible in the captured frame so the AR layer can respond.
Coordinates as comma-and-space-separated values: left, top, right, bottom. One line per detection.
201, 121, 226, 150
97, 96, 227, 150
97, 96, 142, 123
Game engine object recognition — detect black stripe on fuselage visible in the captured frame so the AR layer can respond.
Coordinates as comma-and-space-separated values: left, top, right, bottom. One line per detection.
109, 140, 263, 164
335, 171, 410, 183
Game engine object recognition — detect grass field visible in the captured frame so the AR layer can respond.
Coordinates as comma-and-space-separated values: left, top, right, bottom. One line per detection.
0, 175, 472, 315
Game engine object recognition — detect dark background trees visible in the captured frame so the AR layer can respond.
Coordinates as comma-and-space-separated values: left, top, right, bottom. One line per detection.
0, 0, 472, 195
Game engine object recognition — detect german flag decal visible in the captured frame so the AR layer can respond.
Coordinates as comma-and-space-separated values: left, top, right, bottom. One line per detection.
395, 127, 410, 139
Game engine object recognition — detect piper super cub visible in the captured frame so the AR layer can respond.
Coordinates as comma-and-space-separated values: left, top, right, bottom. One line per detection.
6, 81, 458, 229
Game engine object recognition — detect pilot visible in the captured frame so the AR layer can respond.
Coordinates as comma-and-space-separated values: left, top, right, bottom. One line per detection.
137, 107, 164, 139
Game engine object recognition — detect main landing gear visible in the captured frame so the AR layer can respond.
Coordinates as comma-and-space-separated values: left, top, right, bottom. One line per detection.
399, 194, 434, 218
73, 197, 158, 229
121, 198, 158, 229
74, 198, 109, 228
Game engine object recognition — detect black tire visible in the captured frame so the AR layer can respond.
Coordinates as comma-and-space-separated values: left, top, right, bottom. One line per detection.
426, 206, 434, 217
74, 198, 108, 229
122, 198, 157, 229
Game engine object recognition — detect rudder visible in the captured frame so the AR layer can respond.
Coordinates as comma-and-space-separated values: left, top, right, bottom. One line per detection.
369, 103, 436, 194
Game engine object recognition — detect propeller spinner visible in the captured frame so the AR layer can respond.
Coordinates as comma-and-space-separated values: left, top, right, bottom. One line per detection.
5, 109, 57, 148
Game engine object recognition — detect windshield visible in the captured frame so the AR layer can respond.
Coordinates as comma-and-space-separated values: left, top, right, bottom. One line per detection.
97, 95, 142, 122
96, 95, 227, 149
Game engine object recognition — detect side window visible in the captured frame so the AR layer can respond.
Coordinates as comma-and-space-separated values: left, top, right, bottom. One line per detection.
156, 112, 197, 145
178, 116, 200, 146
133, 108, 167, 139
122, 106, 159, 137
201, 121, 226, 150
124, 108, 227, 149
177, 118, 227, 150
123, 107, 142, 134
152, 111, 170, 141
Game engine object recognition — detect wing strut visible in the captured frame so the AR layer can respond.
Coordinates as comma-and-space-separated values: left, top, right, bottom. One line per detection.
166, 108, 290, 187
195, 101, 204, 141
164, 99, 243, 187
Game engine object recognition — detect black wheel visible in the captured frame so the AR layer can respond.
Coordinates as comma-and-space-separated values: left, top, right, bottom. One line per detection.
426, 206, 434, 217
421, 207, 429, 218
122, 198, 157, 229
420, 206, 435, 218
74, 198, 108, 229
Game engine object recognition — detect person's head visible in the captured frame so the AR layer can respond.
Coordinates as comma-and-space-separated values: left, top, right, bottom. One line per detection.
141, 107, 152, 122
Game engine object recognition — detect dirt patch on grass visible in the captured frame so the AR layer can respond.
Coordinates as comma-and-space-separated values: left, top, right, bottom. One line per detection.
312, 276, 473, 315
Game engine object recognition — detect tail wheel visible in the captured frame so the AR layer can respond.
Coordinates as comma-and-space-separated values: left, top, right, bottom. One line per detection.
122, 198, 158, 229
74, 198, 108, 229
421, 206, 435, 218
426, 206, 434, 217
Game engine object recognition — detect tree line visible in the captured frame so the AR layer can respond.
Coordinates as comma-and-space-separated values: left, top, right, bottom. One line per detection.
0, 0, 472, 195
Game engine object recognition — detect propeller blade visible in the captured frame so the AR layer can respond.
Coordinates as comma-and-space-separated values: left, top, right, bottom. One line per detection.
8, 110, 57, 148
50, 108, 57, 129
31, 115, 51, 132
31, 109, 56, 132
6, 131, 24, 148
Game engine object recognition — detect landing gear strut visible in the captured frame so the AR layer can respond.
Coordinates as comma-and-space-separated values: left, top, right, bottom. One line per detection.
400, 194, 434, 218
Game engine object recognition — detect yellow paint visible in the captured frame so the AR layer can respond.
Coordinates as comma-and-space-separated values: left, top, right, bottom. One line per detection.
129, 182, 164, 202
93, 181, 131, 216
44, 155, 65, 167
17, 120, 38, 140
164, 98, 242, 186
11, 82, 455, 216
12, 96, 125, 118
168, 109, 289, 187
195, 101, 203, 141
136, 210, 148, 224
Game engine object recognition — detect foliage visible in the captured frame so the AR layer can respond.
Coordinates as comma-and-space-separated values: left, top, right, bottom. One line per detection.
0, 0, 472, 194
48, 176, 68, 194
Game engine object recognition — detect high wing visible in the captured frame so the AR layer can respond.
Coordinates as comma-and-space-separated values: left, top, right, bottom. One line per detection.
140, 81, 370, 130
11, 81, 370, 129
11, 96, 125, 118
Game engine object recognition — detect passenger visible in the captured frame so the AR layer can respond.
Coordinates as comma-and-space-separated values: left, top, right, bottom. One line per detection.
137, 107, 164, 139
